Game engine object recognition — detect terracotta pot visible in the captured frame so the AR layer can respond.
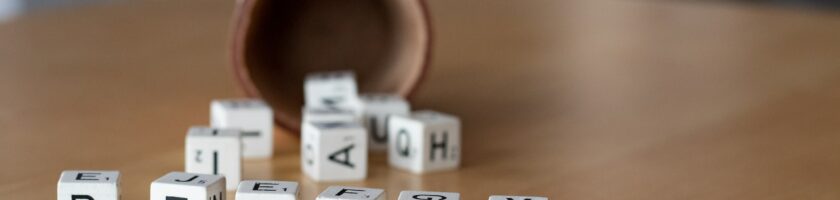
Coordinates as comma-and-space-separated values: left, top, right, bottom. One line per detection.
231, 0, 432, 133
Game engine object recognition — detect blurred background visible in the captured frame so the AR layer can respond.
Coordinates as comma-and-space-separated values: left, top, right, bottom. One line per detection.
3, 0, 840, 199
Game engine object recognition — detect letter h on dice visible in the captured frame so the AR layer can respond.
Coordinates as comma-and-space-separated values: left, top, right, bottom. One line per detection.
211, 99, 274, 159
388, 110, 461, 174
150, 172, 225, 200
301, 121, 367, 182
57, 170, 120, 200
185, 126, 242, 190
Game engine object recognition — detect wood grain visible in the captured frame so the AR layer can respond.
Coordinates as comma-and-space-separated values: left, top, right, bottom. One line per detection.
2, 0, 840, 199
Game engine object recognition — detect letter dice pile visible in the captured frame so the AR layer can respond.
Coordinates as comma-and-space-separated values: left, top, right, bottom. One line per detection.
59, 171, 549, 200
55, 70, 529, 200
301, 71, 461, 181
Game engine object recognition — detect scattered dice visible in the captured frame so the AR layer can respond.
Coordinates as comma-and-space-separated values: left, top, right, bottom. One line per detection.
489, 195, 549, 200
150, 172, 225, 200
236, 180, 299, 200
211, 99, 274, 159
317, 186, 385, 200
57, 170, 120, 200
305, 71, 359, 110
302, 107, 359, 124
398, 190, 460, 200
388, 110, 461, 174
185, 126, 242, 190
301, 121, 368, 182
354, 94, 410, 150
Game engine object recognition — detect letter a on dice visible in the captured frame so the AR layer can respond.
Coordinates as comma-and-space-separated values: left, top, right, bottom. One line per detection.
185, 126, 242, 190
304, 71, 359, 110
388, 110, 461, 174
398, 191, 460, 200
57, 170, 120, 200
316, 186, 385, 200
211, 99, 274, 159
236, 180, 299, 200
150, 172, 225, 200
301, 122, 367, 182
489, 195, 548, 200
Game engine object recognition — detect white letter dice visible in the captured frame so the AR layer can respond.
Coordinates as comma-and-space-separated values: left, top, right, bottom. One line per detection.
489, 195, 548, 200
305, 71, 359, 110
317, 186, 384, 200
301, 122, 367, 182
303, 107, 359, 124
236, 180, 299, 200
185, 126, 242, 190
150, 172, 225, 200
57, 170, 120, 200
355, 94, 410, 150
398, 191, 460, 200
211, 99, 274, 159
388, 110, 461, 174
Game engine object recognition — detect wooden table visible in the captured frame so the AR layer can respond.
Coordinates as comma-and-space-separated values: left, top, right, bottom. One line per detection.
3, 0, 840, 199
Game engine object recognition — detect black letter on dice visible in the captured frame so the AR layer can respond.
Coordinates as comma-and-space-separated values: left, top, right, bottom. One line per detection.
506, 198, 531, 200
413, 194, 447, 200
71, 195, 94, 200
396, 129, 411, 157
430, 132, 449, 161
336, 188, 365, 196
369, 116, 388, 143
253, 182, 279, 191
75, 172, 101, 181
328, 144, 355, 168
165, 197, 187, 200
174, 175, 198, 182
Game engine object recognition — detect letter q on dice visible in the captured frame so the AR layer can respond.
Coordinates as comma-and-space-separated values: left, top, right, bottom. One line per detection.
57, 170, 120, 200
388, 110, 461, 174
398, 190, 460, 200
150, 172, 225, 200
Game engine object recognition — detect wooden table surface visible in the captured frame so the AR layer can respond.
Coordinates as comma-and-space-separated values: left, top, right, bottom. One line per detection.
3, 0, 840, 199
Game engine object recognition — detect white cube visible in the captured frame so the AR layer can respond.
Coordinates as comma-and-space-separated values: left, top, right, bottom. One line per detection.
489, 195, 548, 200
185, 126, 242, 190
398, 191, 460, 200
57, 170, 120, 200
211, 99, 274, 159
150, 172, 225, 200
388, 110, 461, 174
355, 94, 410, 150
301, 121, 368, 182
304, 71, 359, 110
236, 180, 299, 200
302, 107, 359, 124
316, 186, 384, 200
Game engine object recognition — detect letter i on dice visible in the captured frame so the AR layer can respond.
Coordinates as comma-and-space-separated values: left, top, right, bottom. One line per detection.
211, 99, 274, 159
185, 126, 241, 190
236, 180, 299, 200
355, 94, 410, 151
398, 191, 460, 200
388, 110, 461, 174
150, 172, 225, 200
489, 195, 549, 200
301, 121, 367, 182
304, 71, 359, 110
57, 170, 120, 200
317, 186, 385, 200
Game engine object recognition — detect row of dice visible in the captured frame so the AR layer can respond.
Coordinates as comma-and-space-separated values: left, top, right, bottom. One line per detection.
59, 170, 548, 200
186, 99, 276, 190
301, 71, 461, 182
